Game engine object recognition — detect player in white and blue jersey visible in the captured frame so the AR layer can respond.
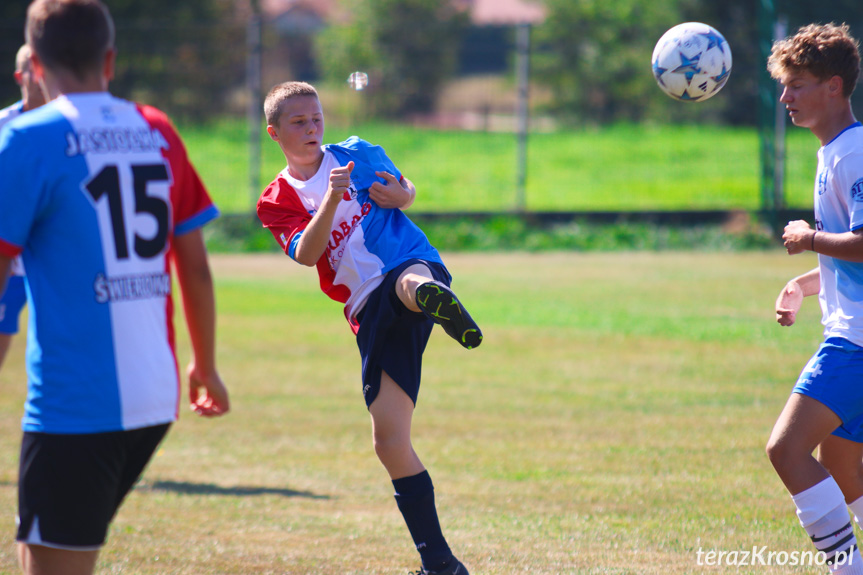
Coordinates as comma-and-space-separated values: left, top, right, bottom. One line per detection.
257, 81, 480, 575
0, 44, 45, 371
0, 2, 230, 574
767, 23, 863, 574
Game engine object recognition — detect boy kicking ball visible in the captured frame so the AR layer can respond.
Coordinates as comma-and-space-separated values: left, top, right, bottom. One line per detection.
257, 81, 480, 575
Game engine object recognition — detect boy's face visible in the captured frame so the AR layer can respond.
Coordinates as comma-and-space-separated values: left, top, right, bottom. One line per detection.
267, 95, 325, 168
778, 69, 837, 131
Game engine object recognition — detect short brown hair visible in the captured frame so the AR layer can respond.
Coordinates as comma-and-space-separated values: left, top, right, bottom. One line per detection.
26, 0, 115, 82
264, 81, 319, 126
768, 23, 861, 98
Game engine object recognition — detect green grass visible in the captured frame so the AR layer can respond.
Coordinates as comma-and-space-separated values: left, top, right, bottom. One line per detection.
179, 119, 820, 215
0, 251, 832, 574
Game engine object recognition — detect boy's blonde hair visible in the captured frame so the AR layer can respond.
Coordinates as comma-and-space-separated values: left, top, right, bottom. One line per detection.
264, 81, 319, 126
768, 23, 861, 98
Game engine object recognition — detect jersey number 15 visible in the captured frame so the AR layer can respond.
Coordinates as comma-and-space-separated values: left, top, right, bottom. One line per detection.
85, 163, 170, 260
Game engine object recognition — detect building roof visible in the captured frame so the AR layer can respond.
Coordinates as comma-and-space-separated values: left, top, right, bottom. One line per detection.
261, 0, 546, 27
464, 0, 546, 25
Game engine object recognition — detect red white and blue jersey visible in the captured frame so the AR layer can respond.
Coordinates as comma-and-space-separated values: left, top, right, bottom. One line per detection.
814, 122, 863, 347
0, 100, 26, 278
0, 92, 218, 434
257, 136, 442, 330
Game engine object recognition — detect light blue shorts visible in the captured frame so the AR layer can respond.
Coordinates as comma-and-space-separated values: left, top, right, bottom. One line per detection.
793, 337, 863, 443
0, 275, 26, 335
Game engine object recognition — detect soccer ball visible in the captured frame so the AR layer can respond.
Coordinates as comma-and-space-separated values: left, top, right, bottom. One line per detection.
651, 22, 732, 102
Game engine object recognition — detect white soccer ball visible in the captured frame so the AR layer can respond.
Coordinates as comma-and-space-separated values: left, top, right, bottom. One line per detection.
651, 22, 732, 102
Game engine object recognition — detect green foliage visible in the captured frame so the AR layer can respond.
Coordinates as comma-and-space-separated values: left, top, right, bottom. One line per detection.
0, 0, 246, 122
413, 215, 776, 252
204, 212, 779, 254
533, 0, 863, 126
315, 0, 468, 118
534, 0, 691, 125
110, 5, 246, 122
179, 119, 819, 215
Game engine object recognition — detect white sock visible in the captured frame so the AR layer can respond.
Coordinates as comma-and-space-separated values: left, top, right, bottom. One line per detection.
847, 495, 863, 527
792, 478, 863, 573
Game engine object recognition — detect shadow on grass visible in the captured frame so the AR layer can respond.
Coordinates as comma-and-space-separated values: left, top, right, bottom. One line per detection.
142, 480, 330, 500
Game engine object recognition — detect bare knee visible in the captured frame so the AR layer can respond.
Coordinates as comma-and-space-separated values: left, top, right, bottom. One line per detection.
766, 435, 796, 475
395, 264, 431, 312
373, 429, 412, 464
819, 449, 863, 488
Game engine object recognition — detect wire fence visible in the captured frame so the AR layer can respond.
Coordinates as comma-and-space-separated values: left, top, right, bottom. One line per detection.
0, 17, 546, 216
0, 16, 819, 222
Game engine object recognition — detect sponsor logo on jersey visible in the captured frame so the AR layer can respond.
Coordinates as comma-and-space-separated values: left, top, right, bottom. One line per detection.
342, 180, 359, 201
852, 177, 863, 202
326, 202, 372, 269
93, 272, 171, 303
100, 106, 117, 123
65, 127, 170, 157
817, 169, 828, 196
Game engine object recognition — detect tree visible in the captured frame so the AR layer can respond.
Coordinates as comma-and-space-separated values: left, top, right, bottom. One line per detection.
533, 0, 863, 127
533, 0, 696, 125
0, 0, 248, 122
109, 0, 248, 122
315, 0, 468, 119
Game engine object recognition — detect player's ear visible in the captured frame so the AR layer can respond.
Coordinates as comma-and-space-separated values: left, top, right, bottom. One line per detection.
29, 50, 44, 83
828, 75, 843, 97
103, 48, 116, 82
266, 125, 278, 142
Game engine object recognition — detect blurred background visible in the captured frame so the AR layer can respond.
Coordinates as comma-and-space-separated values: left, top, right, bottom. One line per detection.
1, 0, 862, 241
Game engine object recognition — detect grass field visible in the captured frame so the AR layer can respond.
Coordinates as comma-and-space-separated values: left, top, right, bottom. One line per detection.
0, 250, 834, 574
179, 120, 821, 216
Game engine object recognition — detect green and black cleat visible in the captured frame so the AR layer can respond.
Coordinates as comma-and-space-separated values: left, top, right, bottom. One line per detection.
415, 282, 482, 350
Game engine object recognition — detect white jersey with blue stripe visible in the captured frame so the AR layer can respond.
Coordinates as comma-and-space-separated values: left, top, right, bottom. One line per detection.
0, 92, 218, 433
814, 122, 863, 347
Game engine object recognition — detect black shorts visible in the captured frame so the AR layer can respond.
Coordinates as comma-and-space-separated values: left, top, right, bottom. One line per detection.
356, 258, 451, 408
17, 423, 170, 550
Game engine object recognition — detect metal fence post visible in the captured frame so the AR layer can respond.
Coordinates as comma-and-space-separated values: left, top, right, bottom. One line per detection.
758, 0, 782, 233
515, 22, 530, 213
247, 7, 263, 213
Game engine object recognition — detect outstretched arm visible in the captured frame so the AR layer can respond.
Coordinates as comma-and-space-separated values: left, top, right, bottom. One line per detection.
172, 229, 229, 416
776, 267, 820, 327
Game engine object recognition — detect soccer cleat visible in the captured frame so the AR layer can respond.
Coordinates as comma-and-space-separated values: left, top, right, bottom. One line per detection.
410, 556, 469, 575
415, 282, 482, 350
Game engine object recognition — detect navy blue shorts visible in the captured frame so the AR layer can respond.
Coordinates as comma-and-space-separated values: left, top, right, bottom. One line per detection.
0, 275, 26, 335
792, 337, 863, 442
17, 423, 170, 549
355, 258, 451, 408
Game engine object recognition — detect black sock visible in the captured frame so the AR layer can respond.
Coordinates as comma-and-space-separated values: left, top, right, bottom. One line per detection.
392, 470, 453, 570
